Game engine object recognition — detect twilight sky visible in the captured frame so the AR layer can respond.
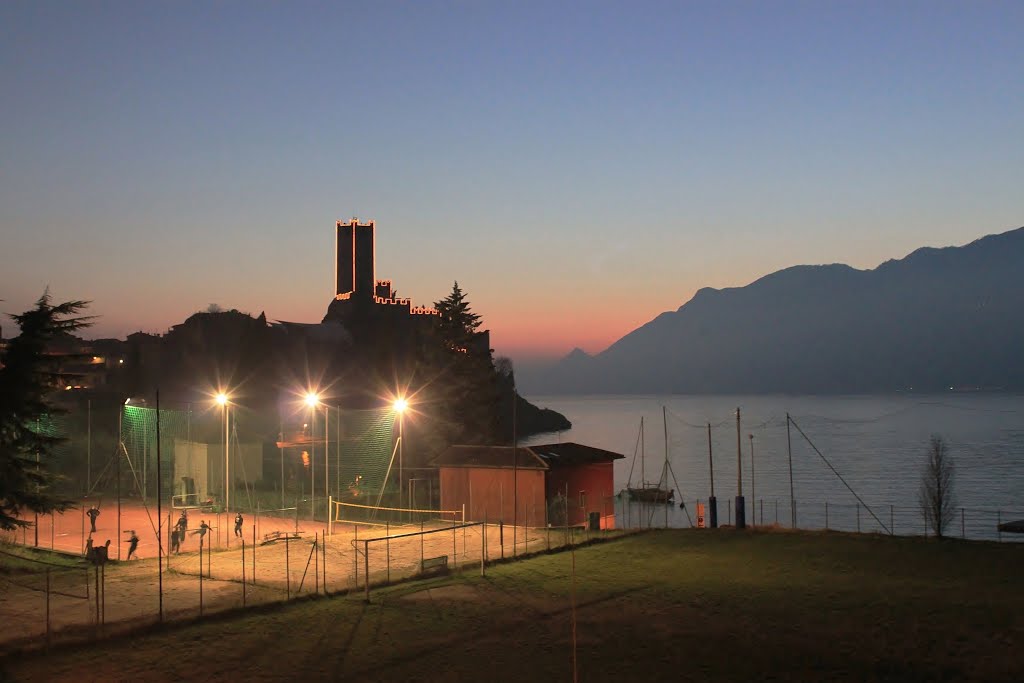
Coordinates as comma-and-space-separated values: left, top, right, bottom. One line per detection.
2, 1, 1022, 361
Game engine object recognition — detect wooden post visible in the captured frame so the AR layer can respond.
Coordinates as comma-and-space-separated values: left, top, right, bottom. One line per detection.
364, 540, 370, 602
252, 523, 256, 585
315, 533, 320, 594
241, 540, 246, 606
890, 505, 895, 536
481, 520, 486, 576
353, 525, 358, 588
825, 501, 829, 530
961, 507, 965, 539
285, 534, 290, 599
386, 522, 390, 584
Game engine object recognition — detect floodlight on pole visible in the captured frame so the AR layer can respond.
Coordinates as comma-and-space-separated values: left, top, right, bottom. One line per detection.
305, 391, 320, 519
393, 397, 407, 508
214, 392, 231, 511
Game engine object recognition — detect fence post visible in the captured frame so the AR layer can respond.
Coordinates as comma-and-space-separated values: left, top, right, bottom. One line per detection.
252, 524, 256, 586
760, 499, 763, 526
453, 522, 457, 570
998, 510, 1002, 542
825, 501, 829, 530
364, 540, 370, 602
315, 533, 319, 595
353, 525, 358, 589
199, 538, 204, 617
775, 500, 778, 524
890, 505, 895, 536
285, 534, 290, 600
386, 522, 390, 584
481, 520, 486, 577
242, 540, 246, 607
856, 503, 861, 533
45, 568, 51, 647
961, 507, 965, 539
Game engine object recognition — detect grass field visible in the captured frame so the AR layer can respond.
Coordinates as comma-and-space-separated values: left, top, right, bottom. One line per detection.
2, 528, 1022, 682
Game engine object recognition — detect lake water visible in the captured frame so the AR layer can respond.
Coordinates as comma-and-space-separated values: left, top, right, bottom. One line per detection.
522, 394, 1024, 540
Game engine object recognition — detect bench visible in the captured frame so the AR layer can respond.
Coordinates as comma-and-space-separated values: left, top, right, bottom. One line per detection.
420, 555, 449, 575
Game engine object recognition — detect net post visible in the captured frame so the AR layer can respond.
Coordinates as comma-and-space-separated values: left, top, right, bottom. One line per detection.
329, 496, 333, 537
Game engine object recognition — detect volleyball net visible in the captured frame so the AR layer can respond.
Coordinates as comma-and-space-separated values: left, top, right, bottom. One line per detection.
329, 499, 463, 530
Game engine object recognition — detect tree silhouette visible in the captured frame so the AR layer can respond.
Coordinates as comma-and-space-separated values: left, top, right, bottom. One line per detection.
919, 435, 956, 538
0, 292, 92, 530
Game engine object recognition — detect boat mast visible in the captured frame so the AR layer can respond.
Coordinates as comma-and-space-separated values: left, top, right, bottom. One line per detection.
640, 416, 645, 485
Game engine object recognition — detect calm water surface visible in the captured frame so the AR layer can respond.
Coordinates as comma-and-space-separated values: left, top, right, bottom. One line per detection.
523, 394, 1024, 539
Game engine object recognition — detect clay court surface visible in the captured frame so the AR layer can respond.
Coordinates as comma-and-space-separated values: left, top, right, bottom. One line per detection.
0, 501, 588, 650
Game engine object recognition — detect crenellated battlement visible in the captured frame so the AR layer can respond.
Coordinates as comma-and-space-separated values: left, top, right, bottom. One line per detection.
329, 218, 437, 320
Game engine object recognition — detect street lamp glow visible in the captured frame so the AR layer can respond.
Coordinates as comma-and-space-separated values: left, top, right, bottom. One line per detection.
215, 393, 229, 406
393, 397, 408, 413
305, 392, 320, 407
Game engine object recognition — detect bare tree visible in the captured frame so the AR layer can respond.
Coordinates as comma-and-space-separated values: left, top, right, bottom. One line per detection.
918, 435, 956, 538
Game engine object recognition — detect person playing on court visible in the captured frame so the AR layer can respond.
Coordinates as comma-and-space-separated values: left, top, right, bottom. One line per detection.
193, 520, 211, 541
170, 528, 181, 554
87, 505, 100, 532
177, 510, 188, 535
126, 530, 140, 560
234, 512, 244, 538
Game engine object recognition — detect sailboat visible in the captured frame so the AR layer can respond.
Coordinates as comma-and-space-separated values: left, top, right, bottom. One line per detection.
625, 416, 674, 503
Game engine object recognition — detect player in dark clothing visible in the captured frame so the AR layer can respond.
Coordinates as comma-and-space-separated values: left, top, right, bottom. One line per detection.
126, 531, 140, 560
234, 512, 244, 538
170, 528, 181, 554
87, 506, 100, 532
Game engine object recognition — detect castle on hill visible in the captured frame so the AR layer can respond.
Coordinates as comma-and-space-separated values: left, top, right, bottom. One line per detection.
322, 218, 439, 325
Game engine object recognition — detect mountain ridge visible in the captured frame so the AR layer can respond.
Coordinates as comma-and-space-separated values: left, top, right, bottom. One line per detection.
520, 226, 1024, 395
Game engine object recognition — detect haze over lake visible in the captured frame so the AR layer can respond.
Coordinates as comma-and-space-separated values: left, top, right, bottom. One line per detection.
523, 393, 1024, 539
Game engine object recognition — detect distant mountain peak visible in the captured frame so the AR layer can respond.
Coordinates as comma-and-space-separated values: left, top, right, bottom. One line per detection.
563, 347, 592, 362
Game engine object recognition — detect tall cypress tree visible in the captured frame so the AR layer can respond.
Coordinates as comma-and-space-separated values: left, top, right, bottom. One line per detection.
0, 293, 92, 530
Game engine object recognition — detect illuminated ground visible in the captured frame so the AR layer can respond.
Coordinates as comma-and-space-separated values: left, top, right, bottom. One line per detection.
3, 529, 1022, 682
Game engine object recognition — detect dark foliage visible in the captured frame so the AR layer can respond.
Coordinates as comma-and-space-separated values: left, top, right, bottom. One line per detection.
0, 293, 93, 530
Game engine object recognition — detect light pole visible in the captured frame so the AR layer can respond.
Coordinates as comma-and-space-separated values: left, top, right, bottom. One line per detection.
216, 393, 230, 512
393, 398, 407, 509
305, 392, 320, 521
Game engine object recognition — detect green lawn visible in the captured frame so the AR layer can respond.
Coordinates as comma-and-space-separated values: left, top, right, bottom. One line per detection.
3, 529, 1022, 682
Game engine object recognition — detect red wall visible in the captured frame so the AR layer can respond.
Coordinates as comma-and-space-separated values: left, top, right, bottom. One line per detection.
440, 467, 546, 526
546, 462, 617, 529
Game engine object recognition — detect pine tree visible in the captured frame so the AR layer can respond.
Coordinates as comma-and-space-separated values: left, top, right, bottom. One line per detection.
426, 282, 501, 443
434, 281, 482, 353
0, 292, 92, 530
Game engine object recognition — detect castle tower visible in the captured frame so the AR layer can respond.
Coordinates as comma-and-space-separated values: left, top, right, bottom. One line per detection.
335, 218, 375, 300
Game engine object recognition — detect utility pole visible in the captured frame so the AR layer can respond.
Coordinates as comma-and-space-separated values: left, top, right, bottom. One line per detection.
786, 413, 796, 528
156, 390, 163, 622
735, 407, 745, 529
707, 423, 717, 528
749, 434, 755, 526
512, 377, 518, 556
